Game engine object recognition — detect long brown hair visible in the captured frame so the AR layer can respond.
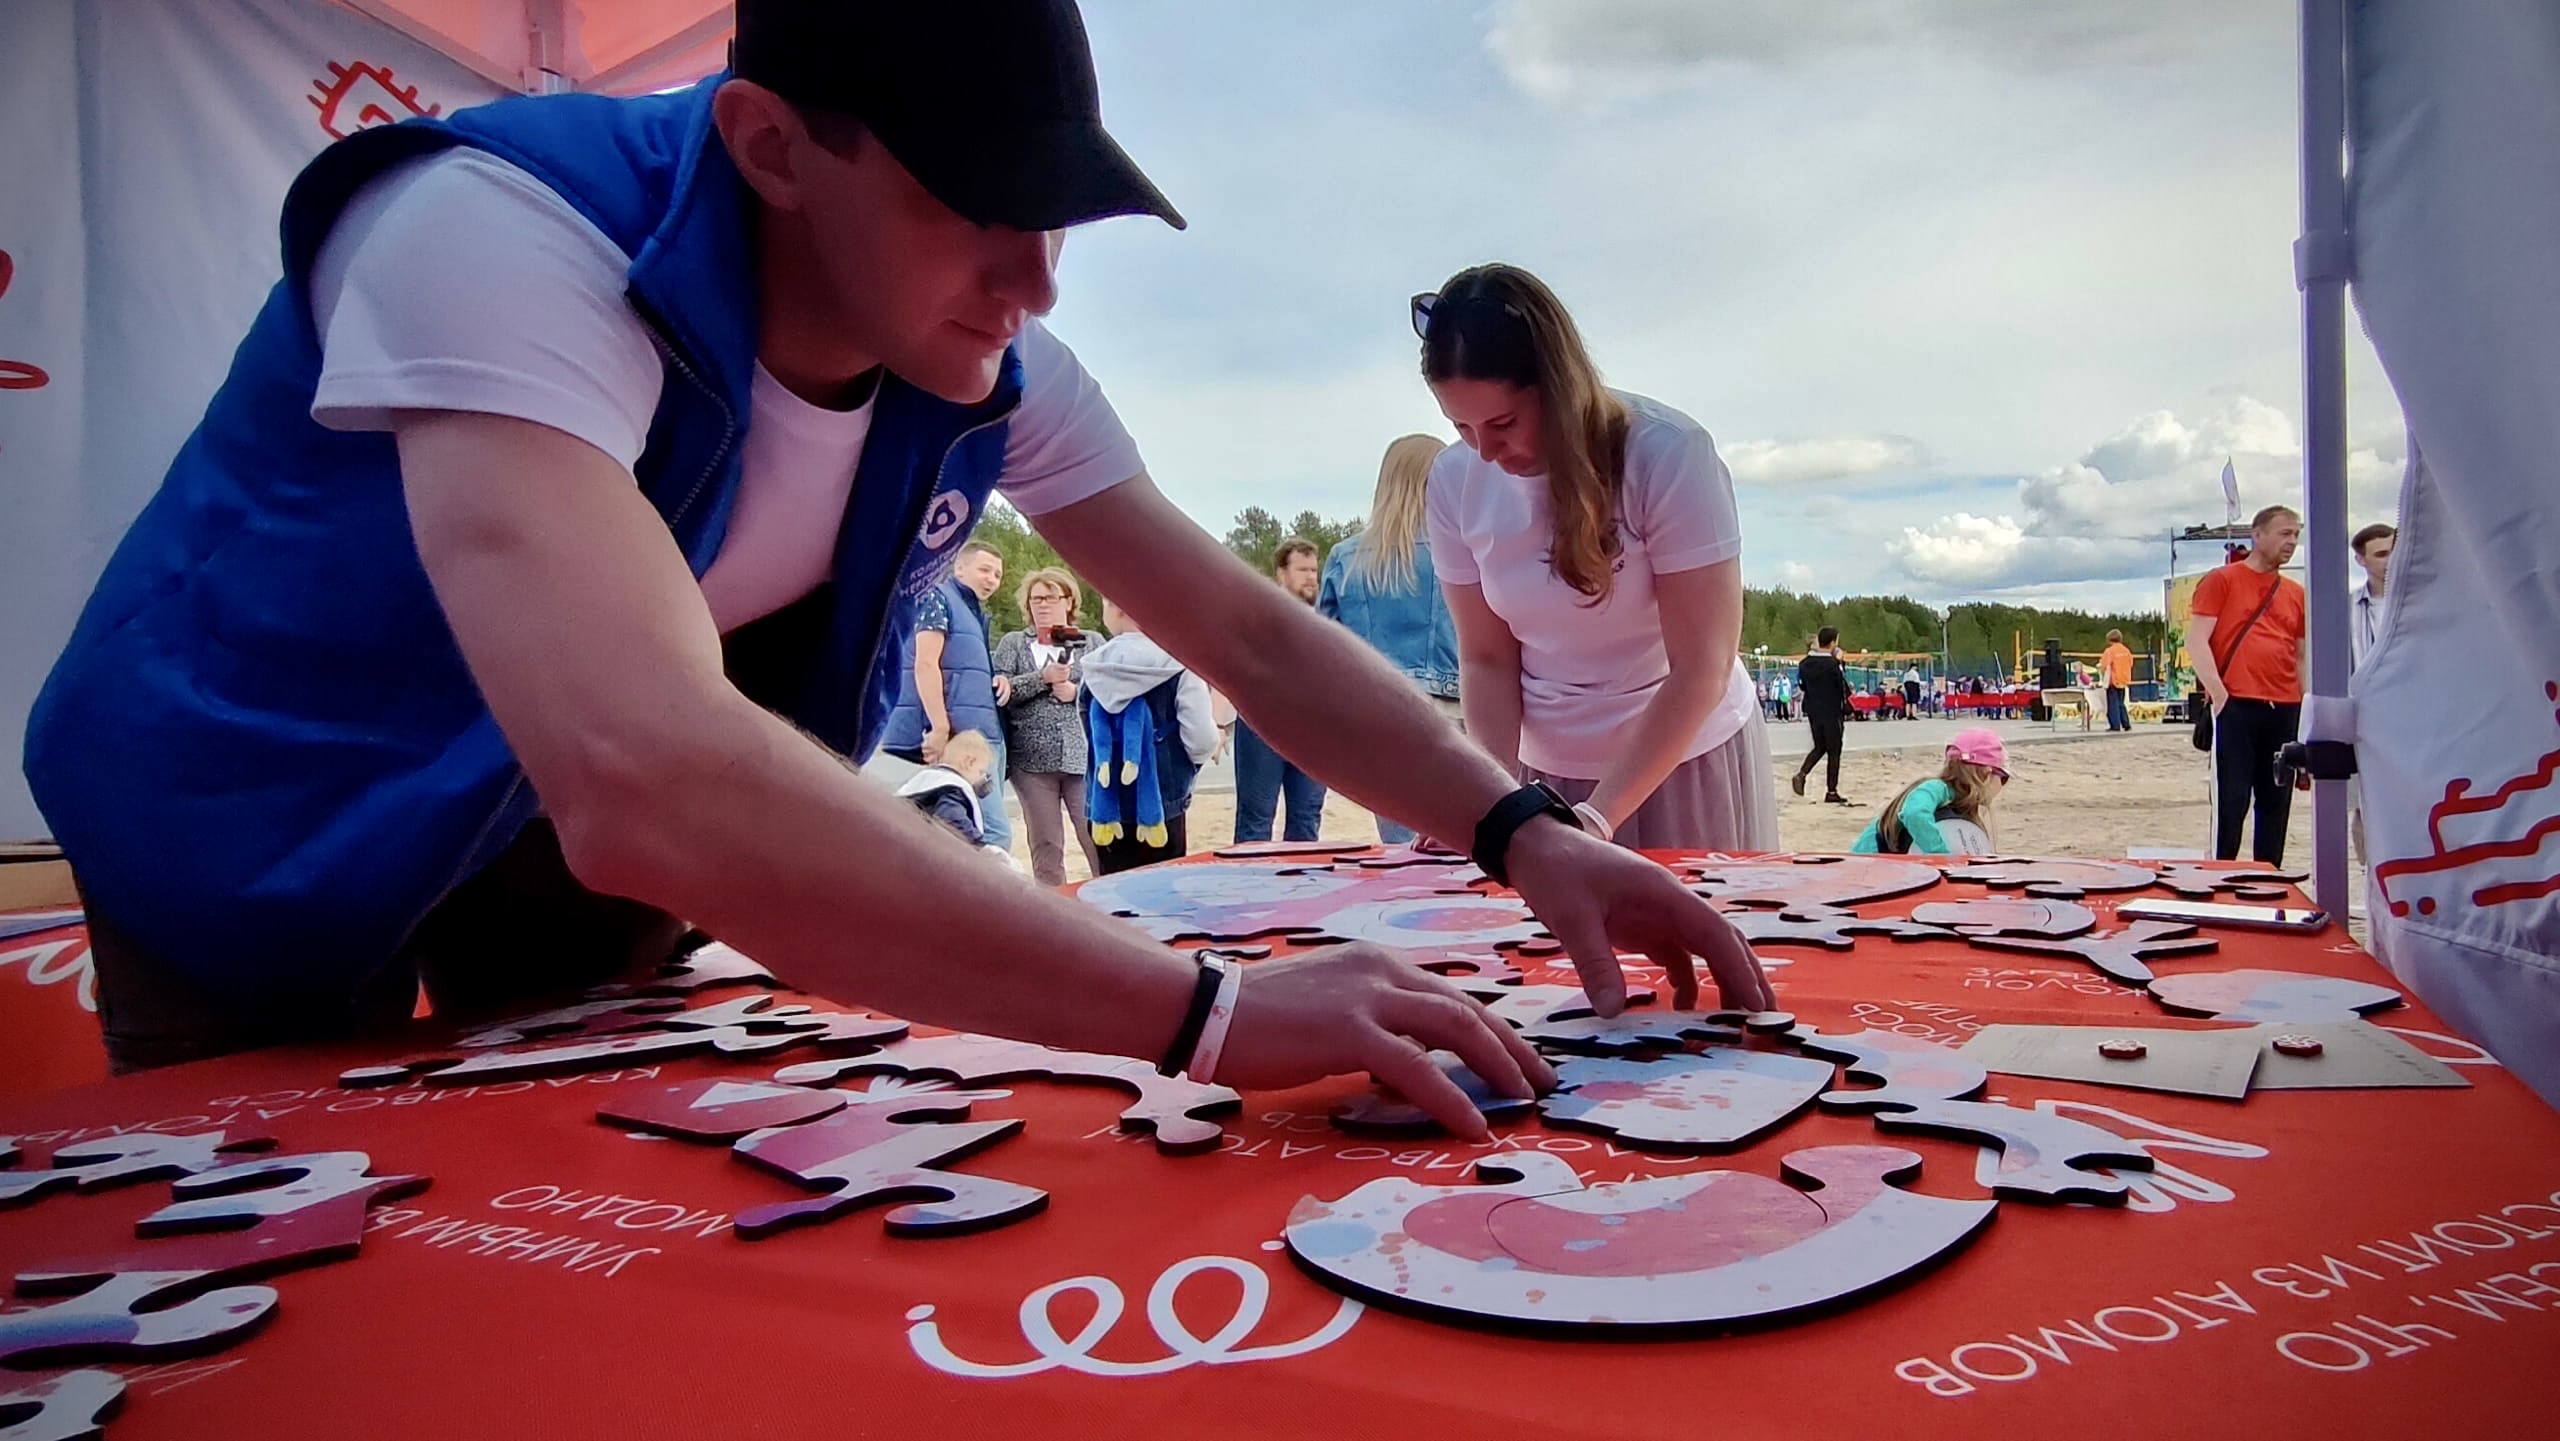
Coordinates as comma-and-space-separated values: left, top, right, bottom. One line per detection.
1877, 757, 2004, 854
1354, 434, 1445, 592
1420, 263, 1629, 601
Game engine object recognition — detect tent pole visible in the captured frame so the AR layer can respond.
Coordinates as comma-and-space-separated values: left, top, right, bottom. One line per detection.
2297, 0, 2353, 916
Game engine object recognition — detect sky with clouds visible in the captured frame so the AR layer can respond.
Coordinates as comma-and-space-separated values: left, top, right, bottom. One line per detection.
1034, 1, 2407, 615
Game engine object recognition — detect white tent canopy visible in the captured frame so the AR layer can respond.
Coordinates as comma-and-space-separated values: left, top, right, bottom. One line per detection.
0, 0, 734, 837
338, 0, 733, 96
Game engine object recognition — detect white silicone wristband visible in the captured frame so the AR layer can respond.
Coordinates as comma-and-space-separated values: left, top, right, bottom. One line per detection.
1572, 801, 1614, 843
1184, 957, 1245, 1084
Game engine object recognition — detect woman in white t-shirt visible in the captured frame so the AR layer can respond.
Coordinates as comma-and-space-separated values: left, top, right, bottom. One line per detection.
1416, 263, 1779, 851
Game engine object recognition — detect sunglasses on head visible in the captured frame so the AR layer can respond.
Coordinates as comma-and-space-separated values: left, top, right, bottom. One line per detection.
1410, 290, 1524, 341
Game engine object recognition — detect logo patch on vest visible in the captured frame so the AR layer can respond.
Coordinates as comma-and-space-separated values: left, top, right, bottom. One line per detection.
919, 489, 974, 552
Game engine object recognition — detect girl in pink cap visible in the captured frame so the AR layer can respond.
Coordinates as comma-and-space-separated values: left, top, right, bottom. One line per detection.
1852, 728, 2009, 855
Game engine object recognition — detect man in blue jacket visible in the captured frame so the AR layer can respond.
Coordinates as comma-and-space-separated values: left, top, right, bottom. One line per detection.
882, 540, 1014, 853
23, 0, 1770, 1135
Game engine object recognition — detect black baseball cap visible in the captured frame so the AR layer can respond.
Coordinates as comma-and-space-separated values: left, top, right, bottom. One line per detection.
733, 0, 1186, 232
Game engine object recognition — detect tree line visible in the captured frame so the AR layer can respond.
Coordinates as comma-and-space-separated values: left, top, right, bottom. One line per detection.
964, 500, 2163, 678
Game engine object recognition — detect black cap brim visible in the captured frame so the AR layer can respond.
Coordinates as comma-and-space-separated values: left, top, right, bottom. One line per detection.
871, 115, 1186, 233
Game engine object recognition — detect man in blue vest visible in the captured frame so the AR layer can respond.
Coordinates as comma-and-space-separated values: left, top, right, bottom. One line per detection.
22, 0, 1771, 1135
882, 540, 1014, 854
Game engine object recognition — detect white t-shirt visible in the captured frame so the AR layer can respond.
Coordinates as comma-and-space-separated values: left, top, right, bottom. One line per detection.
307, 148, 1143, 633
1426, 391, 1757, 779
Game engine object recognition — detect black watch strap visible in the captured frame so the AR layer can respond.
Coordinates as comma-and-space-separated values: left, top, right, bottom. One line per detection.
1157, 959, 1226, 1078
1471, 781, 1582, 888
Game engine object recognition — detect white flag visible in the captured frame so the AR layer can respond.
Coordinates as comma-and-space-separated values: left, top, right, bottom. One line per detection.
2220, 458, 2240, 517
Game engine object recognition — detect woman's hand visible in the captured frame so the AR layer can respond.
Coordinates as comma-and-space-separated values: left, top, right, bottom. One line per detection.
1502, 818, 1774, 1016
1041, 662, 1071, 686
1213, 944, 1556, 1141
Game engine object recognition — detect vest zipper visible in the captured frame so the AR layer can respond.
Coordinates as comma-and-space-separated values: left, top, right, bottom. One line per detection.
632, 307, 741, 533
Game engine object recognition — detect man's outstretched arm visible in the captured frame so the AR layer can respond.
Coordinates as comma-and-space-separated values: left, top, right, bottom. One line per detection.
394, 411, 1547, 1135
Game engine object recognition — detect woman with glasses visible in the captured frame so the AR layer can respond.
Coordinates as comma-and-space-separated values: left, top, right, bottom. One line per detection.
1318, 434, 1463, 845
1416, 263, 1778, 851
991, 568, 1102, 885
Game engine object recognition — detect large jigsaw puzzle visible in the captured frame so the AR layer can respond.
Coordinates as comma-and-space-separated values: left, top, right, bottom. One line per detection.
1075, 858, 1489, 945
0, 1131, 274, 1210
1286, 1146, 1994, 1333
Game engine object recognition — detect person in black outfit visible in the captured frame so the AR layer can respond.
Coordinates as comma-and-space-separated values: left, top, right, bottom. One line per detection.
1791, 627, 1852, 804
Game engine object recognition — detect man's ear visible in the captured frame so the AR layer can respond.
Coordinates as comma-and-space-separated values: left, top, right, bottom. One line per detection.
713, 79, 811, 212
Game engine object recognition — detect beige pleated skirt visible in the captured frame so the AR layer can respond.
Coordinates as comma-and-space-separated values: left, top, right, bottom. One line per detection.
1527, 714, 1781, 852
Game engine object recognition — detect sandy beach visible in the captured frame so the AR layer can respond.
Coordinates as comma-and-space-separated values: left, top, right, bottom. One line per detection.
1010, 720, 2344, 882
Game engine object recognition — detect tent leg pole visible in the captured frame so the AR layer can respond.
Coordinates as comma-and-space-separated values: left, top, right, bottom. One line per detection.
2298, 0, 2353, 920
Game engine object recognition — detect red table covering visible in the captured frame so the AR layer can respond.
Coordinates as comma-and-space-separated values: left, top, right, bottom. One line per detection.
3, 856, 2557, 1440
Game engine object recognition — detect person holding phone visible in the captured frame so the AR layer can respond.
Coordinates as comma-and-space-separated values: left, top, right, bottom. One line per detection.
991, 567, 1098, 885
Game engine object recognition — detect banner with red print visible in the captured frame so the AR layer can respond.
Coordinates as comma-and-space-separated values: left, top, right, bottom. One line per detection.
2348, 4, 2560, 1111
0, 0, 504, 838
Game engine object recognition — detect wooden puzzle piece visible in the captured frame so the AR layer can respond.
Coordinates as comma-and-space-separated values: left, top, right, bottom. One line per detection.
1779, 1027, 2148, 1201
1310, 895, 1545, 950
1540, 1050, 1836, 1151
1076, 861, 1366, 941
453, 995, 690, 1048
586, 940, 781, 997
1785, 1027, 1988, 1106
0, 1370, 124, 1441
1078, 858, 1486, 943
2148, 863, 2306, 901
1285, 1144, 1993, 1332
1331, 1053, 1538, 1135
1863, 1100, 2152, 1204
0, 908, 84, 945
340, 997, 907, 1089
23, 1152, 429, 1287
1684, 856, 1942, 912
1406, 949, 1522, 984
598, 1078, 850, 1142
0, 1131, 274, 1209
7, 1152, 423, 1369
2146, 968, 2405, 1024
1966, 920, 2219, 986
1907, 898, 2097, 938
1213, 840, 1376, 860
774, 1034, 1241, 1154
1939, 858, 2158, 900
732, 1090, 1045, 1239
1720, 906, 1954, 951
1514, 1003, 1739, 1055
1347, 848, 1475, 872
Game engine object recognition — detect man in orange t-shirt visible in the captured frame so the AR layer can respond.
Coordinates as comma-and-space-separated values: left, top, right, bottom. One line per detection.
2188, 506, 2308, 862
2100, 630, 2136, 732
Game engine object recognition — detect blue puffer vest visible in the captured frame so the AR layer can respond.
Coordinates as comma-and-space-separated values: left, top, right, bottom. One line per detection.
879, 578, 1002, 753
23, 77, 1019, 999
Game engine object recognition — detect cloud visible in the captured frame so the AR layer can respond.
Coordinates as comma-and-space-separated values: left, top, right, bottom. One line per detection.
1884, 396, 2408, 597
1723, 434, 1927, 487
1775, 560, 1818, 589
1889, 513, 2159, 590
1484, 0, 2276, 103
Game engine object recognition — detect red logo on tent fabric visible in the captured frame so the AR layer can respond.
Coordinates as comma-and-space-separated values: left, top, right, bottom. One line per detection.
0, 251, 50, 393
308, 60, 444, 140
2373, 679, 2560, 918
